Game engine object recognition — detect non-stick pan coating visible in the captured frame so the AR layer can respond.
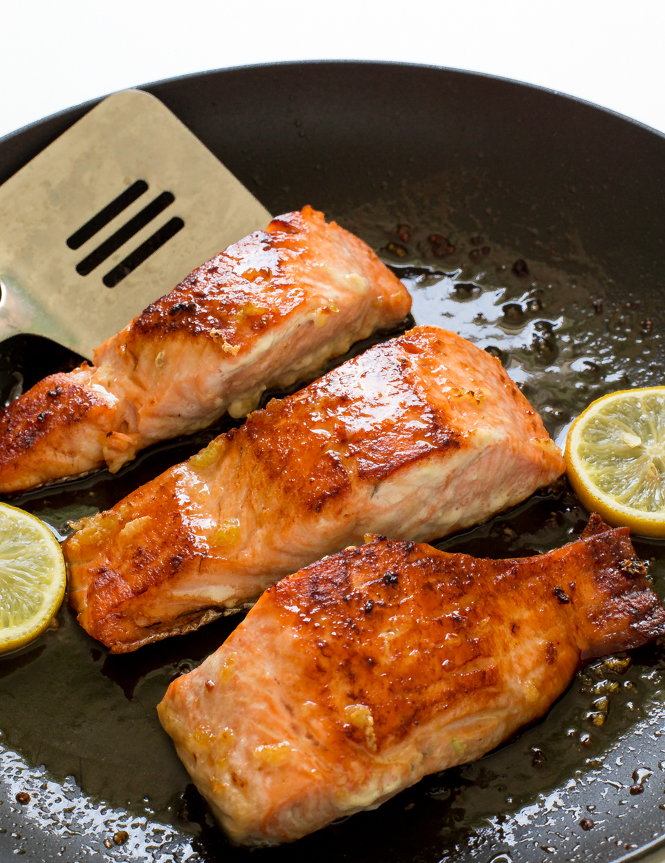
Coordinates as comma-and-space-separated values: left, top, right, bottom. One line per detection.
0, 62, 664, 863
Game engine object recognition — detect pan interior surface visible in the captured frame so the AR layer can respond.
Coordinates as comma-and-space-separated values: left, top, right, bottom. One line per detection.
0, 61, 664, 863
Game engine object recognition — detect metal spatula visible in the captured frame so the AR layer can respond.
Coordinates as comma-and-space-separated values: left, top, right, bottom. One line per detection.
0, 89, 271, 359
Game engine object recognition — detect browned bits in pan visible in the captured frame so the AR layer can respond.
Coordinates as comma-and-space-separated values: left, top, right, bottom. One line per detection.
512, 258, 529, 277
386, 242, 408, 258
427, 234, 455, 257
531, 748, 547, 767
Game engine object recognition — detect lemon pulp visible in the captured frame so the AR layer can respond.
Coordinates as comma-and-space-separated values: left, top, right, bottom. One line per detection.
0, 503, 66, 653
565, 387, 665, 537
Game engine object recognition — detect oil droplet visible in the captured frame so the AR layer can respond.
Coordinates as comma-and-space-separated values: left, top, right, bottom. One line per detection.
633, 767, 652, 785
502, 303, 524, 324
490, 855, 512, 863
454, 282, 481, 300
531, 747, 547, 767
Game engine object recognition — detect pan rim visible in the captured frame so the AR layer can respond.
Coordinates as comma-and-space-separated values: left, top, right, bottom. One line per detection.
1, 58, 665, 155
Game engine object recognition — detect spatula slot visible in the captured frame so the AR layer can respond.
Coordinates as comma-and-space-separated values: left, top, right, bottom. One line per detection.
103, 217, 185, 288
75, 191, 176, 277
66, 180, 149, 250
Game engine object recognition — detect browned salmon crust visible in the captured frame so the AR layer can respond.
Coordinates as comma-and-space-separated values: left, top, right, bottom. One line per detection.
158, 515, 665, 846
0, 207, 411, 493
65, 325, 565, 653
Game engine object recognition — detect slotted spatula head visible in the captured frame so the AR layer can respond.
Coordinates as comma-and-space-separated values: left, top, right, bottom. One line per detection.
0, 89, 271, 359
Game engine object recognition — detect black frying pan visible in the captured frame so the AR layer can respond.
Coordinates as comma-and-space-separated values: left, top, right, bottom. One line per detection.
1, 61, 665, 863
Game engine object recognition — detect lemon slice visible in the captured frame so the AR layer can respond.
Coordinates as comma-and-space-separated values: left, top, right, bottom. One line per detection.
565, 387, 665, 537
0, 503, 66, 653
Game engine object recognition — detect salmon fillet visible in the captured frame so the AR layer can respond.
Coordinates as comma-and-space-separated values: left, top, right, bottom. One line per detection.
65, 325, 565, 652
157, 516, 665, 846
0, 207, 410, 493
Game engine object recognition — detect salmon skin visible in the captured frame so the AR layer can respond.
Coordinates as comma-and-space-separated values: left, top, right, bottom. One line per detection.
66, 325, 565, 653
157, 515, 665, 846
0, 207, 411, 493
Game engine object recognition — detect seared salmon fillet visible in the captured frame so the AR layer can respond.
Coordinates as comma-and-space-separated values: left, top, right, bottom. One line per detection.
0, 207, 410, 493
66, 325, 565, 652
157, 516, 665, 846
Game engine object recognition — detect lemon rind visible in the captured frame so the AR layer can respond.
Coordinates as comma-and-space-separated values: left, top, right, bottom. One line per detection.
0, 503, 66, 654
565, 387, 665, 538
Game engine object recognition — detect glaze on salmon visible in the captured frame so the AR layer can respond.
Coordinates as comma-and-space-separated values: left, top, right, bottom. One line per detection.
65, 326, 565, 652
157, 516, 665, 846
0, 207, 411, 493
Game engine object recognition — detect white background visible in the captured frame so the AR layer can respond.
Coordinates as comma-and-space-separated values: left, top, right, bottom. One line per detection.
1, 0, 665, 140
